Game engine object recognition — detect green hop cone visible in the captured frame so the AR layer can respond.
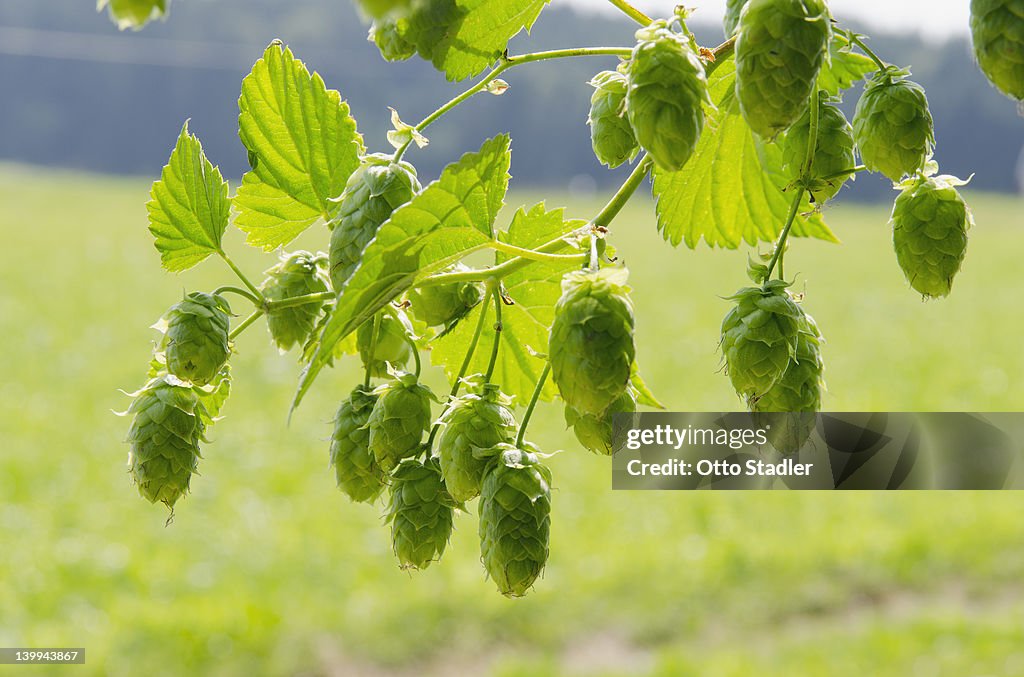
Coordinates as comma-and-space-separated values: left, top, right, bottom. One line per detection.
891, 172, 974, 299
564, 386, 637, 456
406, 264, 484, 327
724, 0, 749, 36
259, 251, 330, 353
385, 457, 457, 570
437, 381, 517, 502
782, 92, 856, 204
970, 0, 1024, 101
852, 67, 935, 182
549, 267, 636, 416
625, 20, 711, 172
588, 70, 639, 169
720, 279, 803, 400
160, 292, 231, 386
328, 153, 420, 292
125, 375, 206, 509
478, 444, 552, 597
367, 371, 434, 472
99, 0, 168, 30
735, 0, 832, 139
369, 17, 415, 62
329, 385, 387, 503
356, 307, 414, 377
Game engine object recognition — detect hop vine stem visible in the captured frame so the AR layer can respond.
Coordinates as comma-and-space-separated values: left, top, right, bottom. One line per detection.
483, 287, 503, 383
516, 362, 550, 447
218, 250, 263, 301
605, 0, 652, 26
229, 310, 264, 341
843, 29, 888, 72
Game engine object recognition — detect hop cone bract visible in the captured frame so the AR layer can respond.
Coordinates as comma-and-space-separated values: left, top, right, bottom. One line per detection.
161, 292, 231, 386
329, 153, 420, 291
565, 386, 637, 456
437, 382, 517, 502
782, 92, 856, 203
891, 173, 973, 298
478, 444, 552, 597
367, 371, 434, 472
724, 0, 749, 36
385, 457, 457, 570
626, 21, 711, 171
970, 0, 1024, 101
259, 251, 330, 353
356, 308, 413, 377
588, 70, 639, 169
853, 67, 935, 182
125, 375, 206, 509
735, 0, 832, 139
330, 385, 386, 503
406, 263, 483, 327
549, 267, 635, 416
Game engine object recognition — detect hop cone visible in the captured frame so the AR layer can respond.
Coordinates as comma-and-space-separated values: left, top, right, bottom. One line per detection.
437, 382, 517, 502
971, 0, 1024, 100
782, 92, 856, 203
735, 0, 832, 139
329, 385, 386, 503
125, 375, 206, 509
724, 0, 748, 36
891, 173, 973, 298
587, 70, 639, 169
367, 371, 434, 472
101, 0, 167, 30
626, 20, 711, 172
720, 279, 803, 400
853, 67, 935, 182
356, 308, 413, 377
161, 292, 231, 386
478, 444, 552, 597
369, 17, 415, 62
385, 457, 457, 570
406, 263, 483, 327
259, 251, 329, 353
329, 153, 420, 291
565, 386, 637, 456
549, 267, 635, 416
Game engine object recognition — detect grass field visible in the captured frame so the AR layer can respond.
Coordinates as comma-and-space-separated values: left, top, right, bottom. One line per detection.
1, 163, 1023, 676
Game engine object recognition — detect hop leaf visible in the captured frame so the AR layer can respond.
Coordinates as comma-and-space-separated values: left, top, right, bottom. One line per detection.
735, 0, 832, 139
891, 173, 974, 299
437, 382, 517, 502
549, 267, 635, 416
356, 307, 414, 377
853, 67, 935, 182
369, 17, 416, 62
587, 70, 639, 169
328, 153, 421, 292
782, 92, 856, 203
406, 264, 484, 328
330, 385, 387, 503
478, 444, 552, 597
260, 251, 330, 353
158, 292, 231, 386
385, 457, 457, 570
367, 371, 435, 472
564, 386, 637, 456
626, 21, 711, 172
970, 0, 1024, 101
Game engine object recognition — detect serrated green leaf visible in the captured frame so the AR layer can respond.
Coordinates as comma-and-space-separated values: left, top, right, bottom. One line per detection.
98, 0, 168, 30
146, 121, 230, 273
818, 33, 876, 96
292, 135, 511, 413
235, 43, 364, 251
432, 203, 586, 404
401, 0, 550, 81
652, 57, 838, 249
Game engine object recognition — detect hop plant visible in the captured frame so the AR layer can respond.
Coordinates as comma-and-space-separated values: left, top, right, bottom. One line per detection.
369, 17, 416, 62
723, 0, 748, 36
782, 92, 857, 203
159, 292, 231, 386
124, 375, 206, 509
735, 0, 832, 139
587, 70, 639, 169
853, 67, 935, 182
259, 251, 330, 353
329, 153, 420, 292
437, 381, 517, 502
891, 172, 974, 299
720, 279, 803, 400
549, 267, 635, 416
367, 371, 435, 472
99, 0, 167, 30
329, 385, 387, 503
970, 0, 1024, 101
626, 20, 711, 172
564, 386, 637, 456
385, 457, 458, 570
406, 264, 484, 327
356, 307, 414, 377
478, 444, 552, 597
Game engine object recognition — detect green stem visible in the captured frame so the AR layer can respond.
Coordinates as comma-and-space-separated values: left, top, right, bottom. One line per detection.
264, 291, 336, 312
802, 85, 820, 177
845, 29, 888, 72
410, 340, 422, 378
605, 0, 651, 26
516, 363, 550, 447
483, 288, 503, 384
820, 165, 866, 182
228, 309, 264, 340
364, 312, 381, 388
218, 251, 263, 301
594, 155, 653, 228
489, 239, 590, 264
213, 286, 262, 307
764, 189, 804, 281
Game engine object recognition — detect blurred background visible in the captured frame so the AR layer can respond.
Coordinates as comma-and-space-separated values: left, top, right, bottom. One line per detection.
1, 1, 1023, 675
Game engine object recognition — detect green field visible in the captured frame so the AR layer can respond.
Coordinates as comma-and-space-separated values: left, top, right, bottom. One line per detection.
2, 163, 1023, 675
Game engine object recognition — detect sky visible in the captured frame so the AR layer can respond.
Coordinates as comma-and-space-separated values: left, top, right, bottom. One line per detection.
573, 0, 972, 41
